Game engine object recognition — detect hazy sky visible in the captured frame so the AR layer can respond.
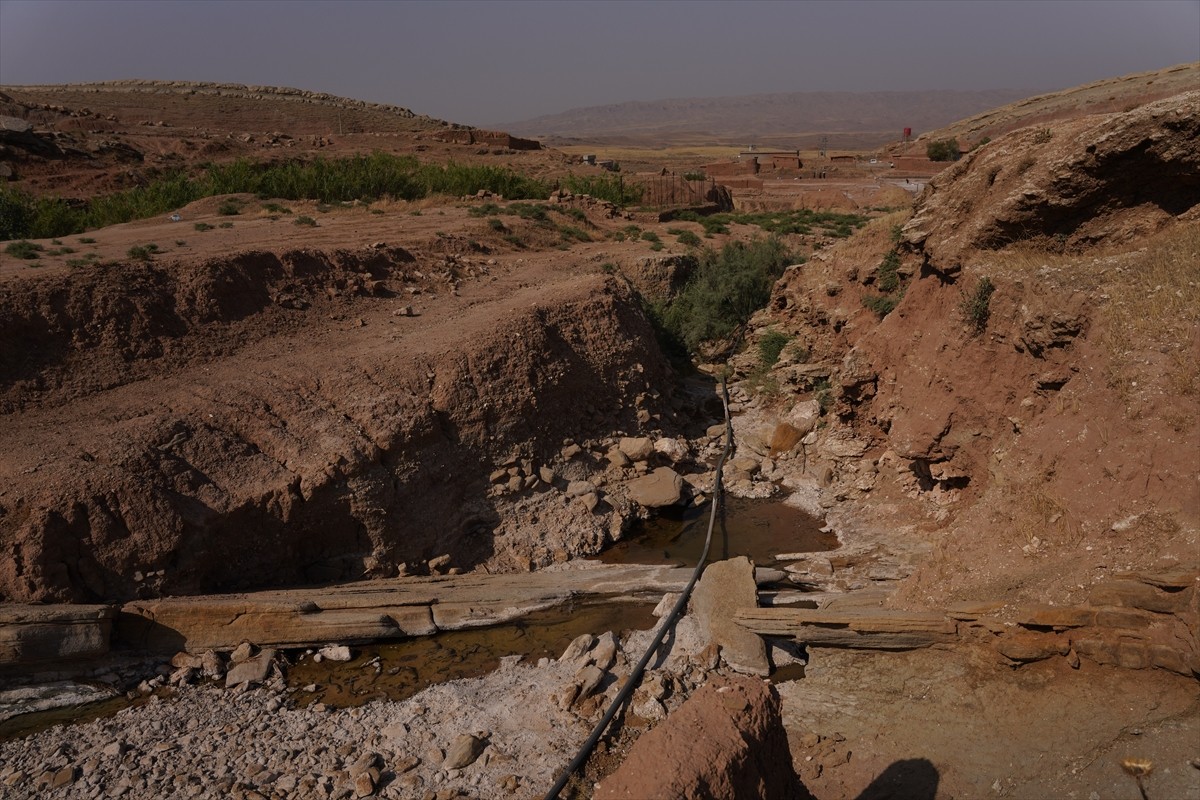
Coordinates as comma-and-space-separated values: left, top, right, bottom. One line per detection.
1, 0, 1197, 126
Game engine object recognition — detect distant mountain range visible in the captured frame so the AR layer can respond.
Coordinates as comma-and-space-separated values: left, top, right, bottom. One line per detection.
497, 89, 1034, 149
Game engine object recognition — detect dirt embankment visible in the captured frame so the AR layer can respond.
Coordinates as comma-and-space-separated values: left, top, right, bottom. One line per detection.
748, 90, 1200, 610
0, 235, 676, 603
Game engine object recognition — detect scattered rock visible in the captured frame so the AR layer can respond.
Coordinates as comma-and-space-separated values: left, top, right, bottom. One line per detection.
626, 467, 684, 507
443, 734, 487, 770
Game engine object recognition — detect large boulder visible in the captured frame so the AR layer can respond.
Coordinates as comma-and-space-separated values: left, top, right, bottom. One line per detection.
594, 674, 806, 800
692, 556, 769, 675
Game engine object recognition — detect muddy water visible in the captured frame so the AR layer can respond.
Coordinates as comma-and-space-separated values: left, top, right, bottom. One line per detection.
600, 497, 836, 567
286, 600, 658, 709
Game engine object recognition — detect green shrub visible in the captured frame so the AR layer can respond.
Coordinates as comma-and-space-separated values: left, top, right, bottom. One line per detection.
863, 294, 898, 317
194, 222, 213, 231
641, 231, 661, 243
218, 200, 243, 216
127, 244, 159, 261
758, 329, 790, 367
218, 221, 234, 229
487, 217, 506, 232
5, 240, 43, 259
558, 224, 591, 242
649, 241, 664, 251
960, 276, 996, 333
294, 216, 317, 227
663, 237, 793, 350
561, 173, 642, 206
468, 202, 501, 217
926, 139, 961, 162
682, 171, 706, 182
261, 202, 292, 214
814, 378, 834, 414
675, 230, 702, 247
78, 237, 97, 244
877, 249, 901, 293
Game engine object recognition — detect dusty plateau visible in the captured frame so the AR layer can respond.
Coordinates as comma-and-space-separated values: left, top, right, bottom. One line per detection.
0, 71, 1198, 800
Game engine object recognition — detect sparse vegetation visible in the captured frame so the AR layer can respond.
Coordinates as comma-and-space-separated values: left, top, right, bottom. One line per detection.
218, 200, 243, 216
77, 237, 97, 244
640, 231, 660, 243
261, 202, 292, 214
557, 224, 591, 243
0, 154, 553, 240
487, 217, 506, 232
4, 240, 44, 259
862, 294, 899, 317
672, 208, 867, 238
674, 230, 702, 247
1032, 128, 1053, 144
66, 253, 102, 268
560, 173, 641, 206
194, 222, 214, 231
127, 243, 160, 262
218, 221, 234, 229
959, 276, 996, 333
682, 171, 706, 182
758, 329, 791, 367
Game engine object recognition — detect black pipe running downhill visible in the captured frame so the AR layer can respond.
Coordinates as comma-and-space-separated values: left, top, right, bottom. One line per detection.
543, 377, 734, 800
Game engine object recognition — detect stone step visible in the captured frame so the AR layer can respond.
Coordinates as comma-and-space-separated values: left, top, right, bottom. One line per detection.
116, 563, 693, 653
0, 604, 114, 669
733, 607, 958, 650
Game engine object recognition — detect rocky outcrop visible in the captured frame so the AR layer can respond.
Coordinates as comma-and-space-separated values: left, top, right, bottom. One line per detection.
594, 674, 804, 800
904, 90, 1200, 273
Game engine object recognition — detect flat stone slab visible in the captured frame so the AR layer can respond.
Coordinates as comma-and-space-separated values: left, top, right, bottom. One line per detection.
0, 604, 114, 669
734, 607, 958, 650
117, 563, 692, 653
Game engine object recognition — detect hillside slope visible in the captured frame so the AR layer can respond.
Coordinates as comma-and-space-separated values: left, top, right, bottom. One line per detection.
744, 88, 1199, 609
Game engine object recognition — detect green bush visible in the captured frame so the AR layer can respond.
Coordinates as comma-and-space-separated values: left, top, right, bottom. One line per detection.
663, 237, 794, 350
682, 171, 706, 182
640, 231, 660, 243
926, 139, 961, 162
294, 215, 317, 227
877, 249, 901, 293
862, 294, 898, 317
487, 217, 506, 232
960, 276, 996, 333
758, 329, 790, 367
561, 173, 642, 206
218, 200, 242, 216
5, 240, 44, 259
675, 230, 702, 247
127, 243, 159, 262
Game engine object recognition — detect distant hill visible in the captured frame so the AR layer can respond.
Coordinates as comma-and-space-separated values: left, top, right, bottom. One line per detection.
497, 89, 1034, 149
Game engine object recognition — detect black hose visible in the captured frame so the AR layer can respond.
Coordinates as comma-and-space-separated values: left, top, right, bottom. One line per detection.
543, 377, 734, 799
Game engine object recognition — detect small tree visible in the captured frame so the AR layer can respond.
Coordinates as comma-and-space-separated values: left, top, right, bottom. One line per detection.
926, 139, 961, 162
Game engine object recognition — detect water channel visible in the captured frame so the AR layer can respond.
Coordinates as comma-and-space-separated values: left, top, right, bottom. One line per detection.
5, 498, 831, 734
